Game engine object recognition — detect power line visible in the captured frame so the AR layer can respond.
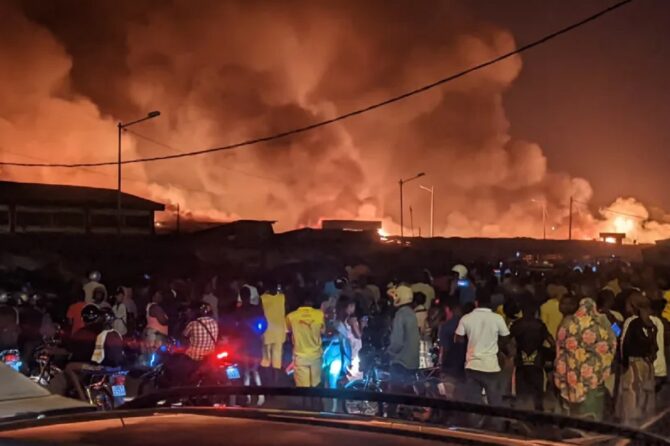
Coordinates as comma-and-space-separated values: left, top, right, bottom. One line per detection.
0, 0, 633, 169
125, 129, 284, 183
573, 198, 647, 220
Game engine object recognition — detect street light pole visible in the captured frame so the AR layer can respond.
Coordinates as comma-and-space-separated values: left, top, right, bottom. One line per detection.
399, 172, 425, 244
117, 110, 161, 235
419, 184, 434, 237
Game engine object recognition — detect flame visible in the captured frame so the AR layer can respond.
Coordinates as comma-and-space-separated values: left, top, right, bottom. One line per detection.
613, 216, 634, 234
377, 228, 389, 237
604, 236, 617, 244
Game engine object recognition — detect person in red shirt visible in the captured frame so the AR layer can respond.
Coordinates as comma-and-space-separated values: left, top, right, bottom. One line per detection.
66, 289, 87, 335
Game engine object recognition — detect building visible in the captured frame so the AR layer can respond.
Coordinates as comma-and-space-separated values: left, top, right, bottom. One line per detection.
321, 220, 381, 232
599, 232, 626, 245
0, 181, 164, 235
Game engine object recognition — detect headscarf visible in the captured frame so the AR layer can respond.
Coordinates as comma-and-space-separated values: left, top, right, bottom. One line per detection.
554, 298, 617, 403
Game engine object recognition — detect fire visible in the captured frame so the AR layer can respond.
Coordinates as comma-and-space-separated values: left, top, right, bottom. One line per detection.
604, 236, 617, 244
613, 216, 634, 234
377, 228, 389, 237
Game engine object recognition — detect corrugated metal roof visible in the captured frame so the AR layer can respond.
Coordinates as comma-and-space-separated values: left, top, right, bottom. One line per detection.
0, 181, 164, 210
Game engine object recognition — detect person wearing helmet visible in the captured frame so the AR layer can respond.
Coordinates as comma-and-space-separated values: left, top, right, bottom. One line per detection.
451, 264, 476, 305
90, 307, 124, 367
83, 271, 107, 304
386, 284, 420, 415
49, 305, 123, 401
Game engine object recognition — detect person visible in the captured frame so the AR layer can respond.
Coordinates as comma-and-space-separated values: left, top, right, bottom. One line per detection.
119, 286, 137, 333
183, 302, 219, 362
91, 286, 110, 309
49, 305, 123, 401
413, 292, 432, 368
0, 293, 19, 351
91, 307, 124, 367
66, 289, 87, 335
438, 300, 466, 399
110, 287, 128, 337
617, 292, 658, 425
452, 264, 476, 305
260, 280, 287, 385
83, 271, 107, 304
286, 294, 325, 387
143, 290, 169, 361
596, 289, 624, 326
554, 297, 616, 421
541, 282, 568, 339
510, 297, 554, 411
236, 286, 267, 405
411, 270, 435, 309
455, 291, 510, 408
334, 296, 362, 378
202, 282, 219, 322
387, 285, 420, 414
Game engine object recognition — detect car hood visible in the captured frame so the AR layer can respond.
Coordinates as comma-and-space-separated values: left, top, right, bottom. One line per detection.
0, 363, 91, 419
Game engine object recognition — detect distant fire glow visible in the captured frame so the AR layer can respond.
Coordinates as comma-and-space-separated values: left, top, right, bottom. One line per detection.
604, 236, 617, 244
3, 2, 670, 244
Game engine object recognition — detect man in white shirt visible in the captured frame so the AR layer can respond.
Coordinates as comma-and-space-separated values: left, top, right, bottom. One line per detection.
455, 293, 510, 407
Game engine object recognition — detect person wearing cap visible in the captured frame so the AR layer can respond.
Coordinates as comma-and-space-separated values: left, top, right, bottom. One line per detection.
387, 285, 420, 395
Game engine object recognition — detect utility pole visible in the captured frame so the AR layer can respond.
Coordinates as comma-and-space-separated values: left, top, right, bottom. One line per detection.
419, 184, 434, 237
117, 110, 161, 236
399, 172, 425, 244
409, 206, 414, 237
568, 196, 573, 241
543, 202, 547, 240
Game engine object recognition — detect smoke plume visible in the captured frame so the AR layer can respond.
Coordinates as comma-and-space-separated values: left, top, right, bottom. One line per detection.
0, 0, 667, 242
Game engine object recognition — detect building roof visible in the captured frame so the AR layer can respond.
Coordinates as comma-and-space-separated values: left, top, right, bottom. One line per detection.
0, 181, 164, 211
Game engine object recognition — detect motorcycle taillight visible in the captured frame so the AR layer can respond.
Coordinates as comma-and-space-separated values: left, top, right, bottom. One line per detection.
3, 354, 18, 363
113, 375, 126, 385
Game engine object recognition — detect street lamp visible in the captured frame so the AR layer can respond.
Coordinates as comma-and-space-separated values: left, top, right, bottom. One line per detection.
531, 199, 547, 240
399, 172, 425, 243
117, 110, 161, 235
419, 184, 434, 238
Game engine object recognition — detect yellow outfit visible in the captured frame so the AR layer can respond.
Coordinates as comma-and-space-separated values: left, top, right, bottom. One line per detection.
662, 290, 670, 323
260, 292, 287, 369
286, 306, 324, 387
540, 298, 563, 339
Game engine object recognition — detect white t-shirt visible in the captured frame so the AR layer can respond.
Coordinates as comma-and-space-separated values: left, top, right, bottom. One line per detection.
455, 308, 510, 373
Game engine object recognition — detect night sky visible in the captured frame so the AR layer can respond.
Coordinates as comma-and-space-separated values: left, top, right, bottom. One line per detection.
2, 0, 669, 239
473, 0, 670, 210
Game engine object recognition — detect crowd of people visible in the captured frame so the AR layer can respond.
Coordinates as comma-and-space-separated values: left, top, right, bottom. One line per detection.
1, 259, 669, 427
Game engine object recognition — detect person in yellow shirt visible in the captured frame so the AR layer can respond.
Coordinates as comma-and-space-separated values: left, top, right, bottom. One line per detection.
286, 295, 325, 387
260, 281, 286, 385
540, 283, 568, 339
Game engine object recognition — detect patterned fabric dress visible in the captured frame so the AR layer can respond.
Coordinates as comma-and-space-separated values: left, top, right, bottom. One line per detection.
554, 298, 617, 419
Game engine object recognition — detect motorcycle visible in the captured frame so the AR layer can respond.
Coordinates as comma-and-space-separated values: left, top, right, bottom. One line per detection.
0, 349, 22, 372
138, 339, 241, 398
84, 367, 129, 410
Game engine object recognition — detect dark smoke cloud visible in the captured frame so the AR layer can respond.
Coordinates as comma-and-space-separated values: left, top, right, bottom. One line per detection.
3, 0, 667, 241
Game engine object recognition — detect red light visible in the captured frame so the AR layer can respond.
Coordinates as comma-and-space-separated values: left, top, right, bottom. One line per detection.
3, 355, 18, 362
114, 375, 126, 385
216, 351, 229, 359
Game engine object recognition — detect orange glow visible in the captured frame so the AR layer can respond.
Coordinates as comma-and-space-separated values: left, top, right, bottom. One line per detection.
613, 216, 634, 234
604, 236, 617, 244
